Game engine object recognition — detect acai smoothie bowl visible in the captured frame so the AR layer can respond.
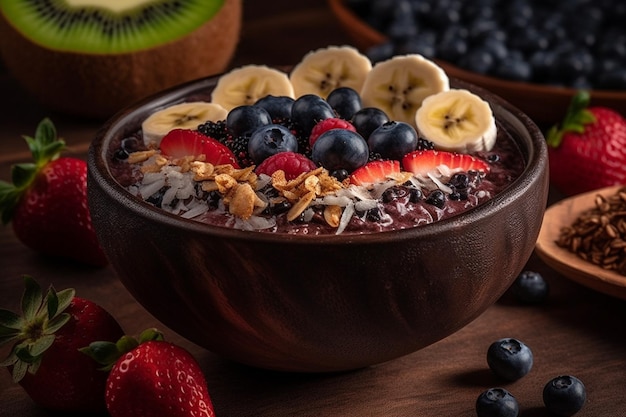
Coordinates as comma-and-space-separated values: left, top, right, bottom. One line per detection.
87, 46, 549, 372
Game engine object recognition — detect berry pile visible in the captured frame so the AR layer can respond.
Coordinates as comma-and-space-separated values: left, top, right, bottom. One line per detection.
347, 0, 626, 90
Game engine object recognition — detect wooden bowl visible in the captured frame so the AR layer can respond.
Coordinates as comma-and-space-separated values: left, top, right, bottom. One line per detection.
87, 72, 548, 373
328, 0, 626, 125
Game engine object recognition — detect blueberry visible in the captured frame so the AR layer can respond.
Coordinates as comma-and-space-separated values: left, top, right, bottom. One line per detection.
226, 105, 272, 137
291, 94, 335, 137
475, 388, 519, 417
248, 124, 298, 164
487, 338, 533, 381
311, 129, 369, 172
351, 107, 389, 140
543, 375, 586, 416
254, 95, 294, 120
395, 31, 437, 59
425, 189, 445, 209
366, 41, 395, 64
512, 270, 549, 304
367, 121, 418, 160
327, 87, 362, 120
330, 169, 350, 182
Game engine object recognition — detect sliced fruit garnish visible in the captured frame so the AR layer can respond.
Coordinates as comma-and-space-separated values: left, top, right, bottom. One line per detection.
402, 149, 489, 177
160, 129, 239, 167
350, 160, 401, 185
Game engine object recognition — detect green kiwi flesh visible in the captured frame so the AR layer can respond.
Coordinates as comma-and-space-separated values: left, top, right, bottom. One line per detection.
0, 0, 225, 54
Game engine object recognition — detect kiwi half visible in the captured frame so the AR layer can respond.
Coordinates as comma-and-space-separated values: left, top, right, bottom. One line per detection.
0, 0, 225, 53
0, 0, 241, 118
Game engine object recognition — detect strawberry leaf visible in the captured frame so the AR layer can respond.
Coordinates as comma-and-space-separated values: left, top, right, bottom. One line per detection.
10, 357, 28, 382
0, 308, 23, 330
0, 118, 66, 225
28, 334, 55, 357
46, 313, 71, 334
21, 276, 43, 322
546, 90, 597, 148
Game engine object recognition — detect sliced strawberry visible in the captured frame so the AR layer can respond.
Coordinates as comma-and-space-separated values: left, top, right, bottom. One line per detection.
349, 160, 401, 185
160, 129, 239, 167
402, 150, 490, 176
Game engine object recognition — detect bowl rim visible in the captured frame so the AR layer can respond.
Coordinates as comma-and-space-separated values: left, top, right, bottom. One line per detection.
88, 73, 547, 246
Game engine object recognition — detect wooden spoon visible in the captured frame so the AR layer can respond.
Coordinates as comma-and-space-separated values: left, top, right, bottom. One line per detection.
535, 185, 626, 300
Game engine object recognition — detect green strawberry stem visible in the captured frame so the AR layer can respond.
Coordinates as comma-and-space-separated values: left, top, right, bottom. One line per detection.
81, 328, 165, 371
0, 118, 66, 224
546, 90, 597, 148
0, 276, 74, 382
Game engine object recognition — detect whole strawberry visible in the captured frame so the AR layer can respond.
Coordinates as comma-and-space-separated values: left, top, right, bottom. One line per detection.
84, 329, 215, 417
0, 118, 108, 266
0, 276, 125, 412
546, 91, 626, 196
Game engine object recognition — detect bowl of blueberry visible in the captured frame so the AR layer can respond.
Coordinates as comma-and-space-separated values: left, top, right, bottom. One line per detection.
87, 46, 549, 372
329, 0, 626, 124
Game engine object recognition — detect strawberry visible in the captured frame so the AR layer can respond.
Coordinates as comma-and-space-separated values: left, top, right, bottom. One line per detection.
309, 118, 357, 146
160, 128, 240, 167
0, 118, 108, 266
83, 329, 215, 417
402, 149, 490, 177
546, 91, 626, 196
350, 160, 401, 185
0, 276, 124, 412
255, 151, 317, 180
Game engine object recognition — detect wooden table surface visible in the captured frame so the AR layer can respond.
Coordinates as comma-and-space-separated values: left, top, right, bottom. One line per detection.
2, 2, 626, 416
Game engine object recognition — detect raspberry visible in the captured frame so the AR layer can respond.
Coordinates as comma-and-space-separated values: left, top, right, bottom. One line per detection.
255, 152, 317, 180
309, 118, 357, 147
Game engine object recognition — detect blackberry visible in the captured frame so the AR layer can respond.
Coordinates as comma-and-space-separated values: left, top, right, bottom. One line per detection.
416, 137, 435, 151
198, 120, 228, 141
368, 151, 383, 162
224, 134, 254, 167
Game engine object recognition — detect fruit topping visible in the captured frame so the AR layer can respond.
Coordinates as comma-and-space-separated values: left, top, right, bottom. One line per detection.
367, 120, 418, 160
402, 149, 490, 178
289, 45, 372, 98
311, 128, 370, 172
360, 54, 449, 126
349, 160, 402, 186
247, 124, 299, 164
326, 86, 363, 120
159, 128, 239, 167
211, 64, 295, 111
255, 152, 317, 180
309, 117, 357, 146
415, 89, 497, 153
141, 102, 227, 146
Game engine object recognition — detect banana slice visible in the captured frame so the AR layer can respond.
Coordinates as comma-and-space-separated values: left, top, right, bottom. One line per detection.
415, 89, 497, 153
360, 54, 449, 126
289, 45, 372, 99
211, 65, 295, 111
141, 101, 227, 146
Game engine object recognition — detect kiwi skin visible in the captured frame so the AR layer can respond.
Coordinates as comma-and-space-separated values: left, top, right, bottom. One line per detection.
0, 0, 242, 120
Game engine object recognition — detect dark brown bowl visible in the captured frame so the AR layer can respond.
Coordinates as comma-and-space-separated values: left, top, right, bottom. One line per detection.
328, 0, 626, 124
87, 74, 549, 373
